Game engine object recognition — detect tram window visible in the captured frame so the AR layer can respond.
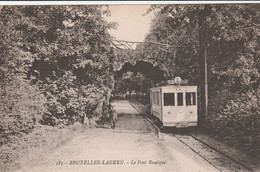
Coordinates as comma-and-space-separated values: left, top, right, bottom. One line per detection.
152, 92, 160, 105
157, 92, 160, 105
164, 93, 175, 106
186, 92, 196, 106
152, 92, 157, 104
177, 93, 183, 106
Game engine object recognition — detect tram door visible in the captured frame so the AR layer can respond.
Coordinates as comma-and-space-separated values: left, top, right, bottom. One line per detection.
174, 91, 186, 125
150, 89, 162, 120
184, 91, 197, 124
162, 91, 176, 124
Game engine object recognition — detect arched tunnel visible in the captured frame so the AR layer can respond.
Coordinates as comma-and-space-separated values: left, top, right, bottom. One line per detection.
114, 61, 166, 83
112, 61, 166, 102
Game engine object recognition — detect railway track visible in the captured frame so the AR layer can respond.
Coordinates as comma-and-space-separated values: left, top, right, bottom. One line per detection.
174, 134, 253, 172
129, 101, 254, 172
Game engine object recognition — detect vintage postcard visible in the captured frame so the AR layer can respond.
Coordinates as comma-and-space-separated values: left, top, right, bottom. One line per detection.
0, 2, 259, 172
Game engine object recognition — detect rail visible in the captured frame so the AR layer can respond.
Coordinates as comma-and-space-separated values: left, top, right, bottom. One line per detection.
129, 101, 255, 172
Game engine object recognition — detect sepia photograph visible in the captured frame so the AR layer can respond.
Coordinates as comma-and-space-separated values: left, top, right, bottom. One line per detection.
0, 2, 259, 172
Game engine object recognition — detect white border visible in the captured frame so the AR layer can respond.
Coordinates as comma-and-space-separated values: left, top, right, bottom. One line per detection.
0, 1, 259, 5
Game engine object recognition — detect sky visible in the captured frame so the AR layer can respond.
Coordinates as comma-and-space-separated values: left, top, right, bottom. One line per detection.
106, 5, 154, 43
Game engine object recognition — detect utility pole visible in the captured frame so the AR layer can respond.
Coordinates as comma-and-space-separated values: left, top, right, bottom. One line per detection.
198, 4, 209, 122
203, 5, 209, 121
204, 45, 208, 121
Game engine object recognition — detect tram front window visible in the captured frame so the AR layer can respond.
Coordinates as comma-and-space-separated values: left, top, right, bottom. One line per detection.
164, 93, 175, 106
177, 93, 183, 106
186, 92, 196, 106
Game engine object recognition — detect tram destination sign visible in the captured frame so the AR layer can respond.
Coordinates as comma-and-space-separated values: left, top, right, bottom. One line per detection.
167, 79, 188, 85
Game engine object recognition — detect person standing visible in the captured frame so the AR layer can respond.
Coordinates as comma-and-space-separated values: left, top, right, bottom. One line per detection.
109, 105, 117, 129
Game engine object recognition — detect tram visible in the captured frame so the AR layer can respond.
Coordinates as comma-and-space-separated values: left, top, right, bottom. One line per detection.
150, 77, 197, 128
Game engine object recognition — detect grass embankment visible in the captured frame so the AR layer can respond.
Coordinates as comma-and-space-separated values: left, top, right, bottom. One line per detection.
0, 123, 86, 172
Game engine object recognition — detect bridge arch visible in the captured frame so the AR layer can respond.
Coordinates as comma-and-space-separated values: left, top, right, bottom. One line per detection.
114, 60, 166, 83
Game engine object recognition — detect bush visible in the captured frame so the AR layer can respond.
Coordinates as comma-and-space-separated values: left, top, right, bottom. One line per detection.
0, 75, 47, 145
207, 88, 260, 157
41, 71, 108, 126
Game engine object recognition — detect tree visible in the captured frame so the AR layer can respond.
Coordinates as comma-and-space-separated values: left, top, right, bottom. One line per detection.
144, 4, 260, 91
0, 6, 117, 128
0, 6, 48, 142
143, 4, 260, 156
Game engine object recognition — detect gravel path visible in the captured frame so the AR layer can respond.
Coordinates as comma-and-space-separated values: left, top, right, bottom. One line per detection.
16, 100, 217, 172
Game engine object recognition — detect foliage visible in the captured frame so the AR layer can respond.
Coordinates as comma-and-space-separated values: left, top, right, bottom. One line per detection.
0, 7, 47, 145
0, 5, 116, 169
0, 10, 118, 171
0, 75, 47, 144
143, 4, 260, 156
144, 4, 260, 85
114, 72, 151, 96
0, 6, 116, 128
208, 88, 260, 157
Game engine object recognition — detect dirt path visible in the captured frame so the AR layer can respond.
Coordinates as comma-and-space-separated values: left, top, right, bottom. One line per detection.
16, 100, 217, 172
